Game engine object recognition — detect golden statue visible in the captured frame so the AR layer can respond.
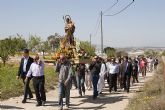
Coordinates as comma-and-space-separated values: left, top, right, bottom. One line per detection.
62, 15, 75, 46
52, 15, 77, 60
52, 15, 91, 64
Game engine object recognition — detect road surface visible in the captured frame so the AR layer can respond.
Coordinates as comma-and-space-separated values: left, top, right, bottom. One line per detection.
0, 73, 153, 110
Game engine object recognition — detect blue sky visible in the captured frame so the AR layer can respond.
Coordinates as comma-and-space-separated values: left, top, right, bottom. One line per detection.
0, 0, 165, 47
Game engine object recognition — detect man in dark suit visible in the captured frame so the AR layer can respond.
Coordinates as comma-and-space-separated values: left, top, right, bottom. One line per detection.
123, 56, 133, 93
89, 56, 101, 99
17, 49, 34, 103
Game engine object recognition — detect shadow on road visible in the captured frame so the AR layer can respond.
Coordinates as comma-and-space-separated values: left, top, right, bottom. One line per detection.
0, 105, 24, 109
69, 95, 128, 110
44, 100, 59, 106
70, 104, 106, 110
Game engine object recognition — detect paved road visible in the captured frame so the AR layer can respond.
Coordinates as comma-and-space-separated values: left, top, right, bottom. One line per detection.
0, 73, 153, 110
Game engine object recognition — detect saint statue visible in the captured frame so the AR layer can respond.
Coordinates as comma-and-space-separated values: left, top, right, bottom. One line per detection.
64, 15, 75, 46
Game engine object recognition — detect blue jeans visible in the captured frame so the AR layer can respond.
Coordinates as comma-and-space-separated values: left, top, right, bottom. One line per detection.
92, 74, 99, 98
76, 76, 85, 96
58, 82, 70, 108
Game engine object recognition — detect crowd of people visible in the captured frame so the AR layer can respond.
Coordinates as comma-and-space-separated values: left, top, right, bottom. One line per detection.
55, 54, 159, 110
16, 49, 159, 110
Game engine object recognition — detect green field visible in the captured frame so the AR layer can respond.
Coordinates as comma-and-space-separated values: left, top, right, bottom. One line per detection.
0, 64, 57, 100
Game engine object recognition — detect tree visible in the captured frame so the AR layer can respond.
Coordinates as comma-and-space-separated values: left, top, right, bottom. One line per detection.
27, 35, 41, 51
144, 51, 151, 57
13, 34, 27, 52
0, 40, 9, 66
116, 51, 128, 58
47, 33, 62, 51
104, 47, 116, 58
38, 41, 51, 58
79, 41, 96, 56
144, 50, 159, 57
0, 38, 16, 66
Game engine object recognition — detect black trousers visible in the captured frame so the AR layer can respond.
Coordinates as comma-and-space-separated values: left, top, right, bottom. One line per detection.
109, 74, 117, 92
123, 75, 131, 92
22, 76, 33, 100
118, 75, 123, 89
33, 76, 46, 104
132, 71, 139, 83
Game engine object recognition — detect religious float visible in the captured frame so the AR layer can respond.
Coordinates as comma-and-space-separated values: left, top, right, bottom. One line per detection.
51, 15, 92, 64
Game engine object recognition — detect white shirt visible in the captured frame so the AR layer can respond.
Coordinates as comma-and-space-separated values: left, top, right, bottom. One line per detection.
26, 61, 44, 77
147, 58, 152, 64
23, 57, 29, 72
108, 63, 119, 74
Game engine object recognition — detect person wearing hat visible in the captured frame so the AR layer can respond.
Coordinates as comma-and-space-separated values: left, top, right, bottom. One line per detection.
26, 54, 46, 106
55, 55, 72, 110
17, 49, 33, 103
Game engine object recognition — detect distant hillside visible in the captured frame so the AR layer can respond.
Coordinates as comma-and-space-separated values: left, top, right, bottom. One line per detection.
94, 44, 165, 52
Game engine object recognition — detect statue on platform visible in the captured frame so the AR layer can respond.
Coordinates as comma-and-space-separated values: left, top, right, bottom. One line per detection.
52, 15, 91, 63
64, 15, 75, 46
52, 15, 77, 60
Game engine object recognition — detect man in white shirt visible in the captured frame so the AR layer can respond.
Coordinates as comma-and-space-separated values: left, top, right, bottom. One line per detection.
26, 54, 46, 106
107, 58, 119, 93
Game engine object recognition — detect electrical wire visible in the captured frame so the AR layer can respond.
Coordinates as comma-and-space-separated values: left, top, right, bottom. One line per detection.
103, 0, 119, 15
92, 14, 101, 37
104, 0, 134, 16
91, 0, 135, 39
93, 18, 101, 38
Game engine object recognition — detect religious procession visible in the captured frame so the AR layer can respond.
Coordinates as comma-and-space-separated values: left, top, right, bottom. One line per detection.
1, 1, 165, 110
15, 16, 159, 110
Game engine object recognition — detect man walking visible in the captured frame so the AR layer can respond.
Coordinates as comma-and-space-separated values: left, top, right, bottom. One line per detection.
55, 55, 72, 110
123, 56, 133, 93
119, 58, 125, 89
132, 58, 139, 83
107, 58, 119, 93
26, 54, 46, 106
89, 56, 101, 99
17, 49, 33, 103
76, 63, 86, 97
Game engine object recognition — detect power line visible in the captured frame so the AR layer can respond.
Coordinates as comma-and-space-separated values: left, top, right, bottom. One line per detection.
104, 0, 135, 16
94, 19, 101, 38
91, 0, 135, 55
103, 0, 119, 15
92, 14, 101, 37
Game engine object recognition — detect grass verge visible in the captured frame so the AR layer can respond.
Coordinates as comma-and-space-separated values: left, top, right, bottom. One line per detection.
0, 64, 57, 100
125, 59, 165, 110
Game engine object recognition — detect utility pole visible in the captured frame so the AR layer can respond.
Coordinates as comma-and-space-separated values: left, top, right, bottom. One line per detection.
101, 11, 103, 56
90, 34, 92, 46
